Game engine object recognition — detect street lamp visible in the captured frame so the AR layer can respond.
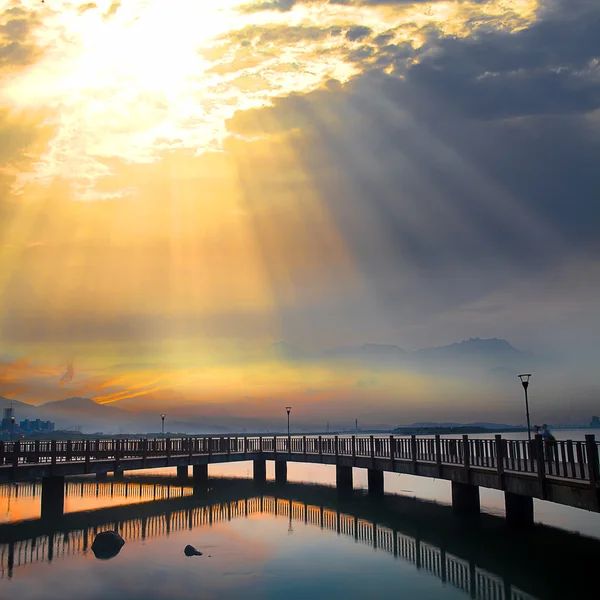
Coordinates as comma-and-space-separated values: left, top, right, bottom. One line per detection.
10, 416, 15, 442
518, 374, 532, 441
285, 406, 292, 437
160, 413, 166, 436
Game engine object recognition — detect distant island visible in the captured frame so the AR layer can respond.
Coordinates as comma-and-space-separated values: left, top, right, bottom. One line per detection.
392, 425, 528, 436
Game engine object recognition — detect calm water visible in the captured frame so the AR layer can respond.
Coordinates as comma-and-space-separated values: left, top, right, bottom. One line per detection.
1, 431, 599, 600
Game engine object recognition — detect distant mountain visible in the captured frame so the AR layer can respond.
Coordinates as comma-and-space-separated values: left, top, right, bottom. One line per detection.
38, 397, 140, 432
409, 421, 521, 429
414, 337, 529, 360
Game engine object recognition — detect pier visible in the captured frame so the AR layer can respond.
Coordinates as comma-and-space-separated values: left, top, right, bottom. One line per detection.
0, 434, 598, 524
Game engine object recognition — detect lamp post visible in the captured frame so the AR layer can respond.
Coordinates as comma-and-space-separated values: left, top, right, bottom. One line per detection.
285, 406, 292, 437
160, 413, 166, 436
10, 416, 15, 442
518, 374, 532, 441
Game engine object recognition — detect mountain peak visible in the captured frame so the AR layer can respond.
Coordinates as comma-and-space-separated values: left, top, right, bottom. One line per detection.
41, 397, 97, 408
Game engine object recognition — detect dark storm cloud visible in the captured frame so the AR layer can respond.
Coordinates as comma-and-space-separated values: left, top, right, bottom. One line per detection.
227, 0, 600, 322
345, 26, 372, 41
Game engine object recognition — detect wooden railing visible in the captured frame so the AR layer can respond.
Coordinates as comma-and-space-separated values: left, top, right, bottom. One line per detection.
0, 434, 598, 485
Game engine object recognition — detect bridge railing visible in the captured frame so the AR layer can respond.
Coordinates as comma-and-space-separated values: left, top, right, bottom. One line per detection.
0, 434, 598, 485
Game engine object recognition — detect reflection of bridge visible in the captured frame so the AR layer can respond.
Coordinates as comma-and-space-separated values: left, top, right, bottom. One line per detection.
0, 479, 536, 600
0, 479, 194, 502
1, 476, 598, 600
1, 434, 599, 524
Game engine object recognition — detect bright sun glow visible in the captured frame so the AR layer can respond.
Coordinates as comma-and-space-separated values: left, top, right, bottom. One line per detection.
0, 0, 539, 200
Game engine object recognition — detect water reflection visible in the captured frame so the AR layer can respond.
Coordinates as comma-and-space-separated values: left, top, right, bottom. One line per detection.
0, 475, 597, 600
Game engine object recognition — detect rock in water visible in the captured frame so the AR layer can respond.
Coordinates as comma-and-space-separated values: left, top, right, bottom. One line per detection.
184, 544, 203, 557
91, 531, 125, 560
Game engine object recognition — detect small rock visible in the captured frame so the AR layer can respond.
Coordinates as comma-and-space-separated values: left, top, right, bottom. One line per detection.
91, 531, 125, 560
184, 544, 203, 557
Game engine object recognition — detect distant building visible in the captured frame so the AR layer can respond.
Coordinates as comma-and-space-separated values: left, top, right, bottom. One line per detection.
1, 407, 15, 431
19, 419, 55, 433
591, 416, 600, 428
1, 409, 55, 435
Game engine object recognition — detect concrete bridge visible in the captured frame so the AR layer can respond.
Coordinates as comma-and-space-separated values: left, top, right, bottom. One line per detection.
0, 434, 598, 525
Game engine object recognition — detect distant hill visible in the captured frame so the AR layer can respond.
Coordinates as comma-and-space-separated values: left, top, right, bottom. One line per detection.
414, 337, 529, 360
409, 421, 521, 429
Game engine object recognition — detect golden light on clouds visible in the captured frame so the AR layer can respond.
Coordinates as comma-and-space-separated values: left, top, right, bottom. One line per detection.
1, 0, 539, 199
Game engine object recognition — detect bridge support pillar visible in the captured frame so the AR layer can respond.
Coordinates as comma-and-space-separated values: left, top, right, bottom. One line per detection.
96, 472, 108, 481
193, 464, 208, 487
367, 469, 384, 497
41, 476, 65, 520
505, 492, 534, 527
275, 460, 287, 484
336, 465, 353, 492
113, 469, 125, 479
177, 466, 189, 479
451, 481, 480, 516
253, 459, 267, 483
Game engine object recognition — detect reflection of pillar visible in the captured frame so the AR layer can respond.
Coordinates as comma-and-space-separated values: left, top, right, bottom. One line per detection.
141, 516, 147, 540
367, 469, 384, 497
275, 460, 287, 484
193, 464, 208, 489
336, 465, 353, 493
41, 476, 65, 520
451, 482, 480, 517
48, 533, 55, 563
7, 541, 14, 579
505, 492, 534, 527
441, 549, 447, 582
253, 459, 266, 483
469, 561, 477, 599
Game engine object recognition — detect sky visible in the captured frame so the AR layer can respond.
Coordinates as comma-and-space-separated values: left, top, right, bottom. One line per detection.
0, 0, 599, 427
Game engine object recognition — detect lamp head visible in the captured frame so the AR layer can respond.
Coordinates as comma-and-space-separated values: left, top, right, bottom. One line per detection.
518, 373, 531, 389
285, 406, 292, 415
160, 413, 166, 419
